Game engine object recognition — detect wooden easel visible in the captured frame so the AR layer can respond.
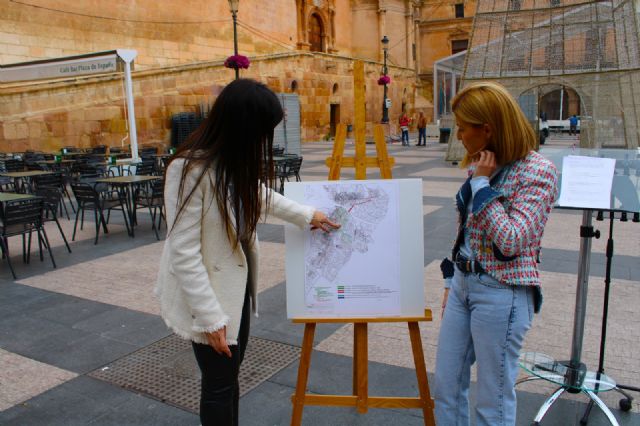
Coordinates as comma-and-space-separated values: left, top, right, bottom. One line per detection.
290, 61, 435, 426
325, 61, 395, 180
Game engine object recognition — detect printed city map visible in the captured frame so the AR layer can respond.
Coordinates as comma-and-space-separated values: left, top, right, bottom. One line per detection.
301, 181, 401, 316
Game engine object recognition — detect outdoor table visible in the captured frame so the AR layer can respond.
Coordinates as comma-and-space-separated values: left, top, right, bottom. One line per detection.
37, 160, 75, 166
61, 152, 89, 157
0, 170, 53, 193
94, 175, 161, 237
0, 192, 37, 203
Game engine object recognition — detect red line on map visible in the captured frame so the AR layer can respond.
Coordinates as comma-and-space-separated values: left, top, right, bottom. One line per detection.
348, 197, 374, 212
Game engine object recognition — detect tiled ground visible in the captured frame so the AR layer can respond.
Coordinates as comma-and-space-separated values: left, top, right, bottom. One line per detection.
0, 134, 638, 425
0, 349, 77, 411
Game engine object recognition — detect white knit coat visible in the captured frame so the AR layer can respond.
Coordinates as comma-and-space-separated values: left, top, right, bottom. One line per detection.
155, 158, 314, 345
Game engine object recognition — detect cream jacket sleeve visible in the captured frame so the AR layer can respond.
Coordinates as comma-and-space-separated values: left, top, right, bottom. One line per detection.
261, 185, 316, 227
165, 159, 230, 333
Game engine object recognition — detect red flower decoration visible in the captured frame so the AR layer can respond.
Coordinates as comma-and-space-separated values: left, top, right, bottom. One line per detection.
377, 75, 391, 85
224, 54, 250, 69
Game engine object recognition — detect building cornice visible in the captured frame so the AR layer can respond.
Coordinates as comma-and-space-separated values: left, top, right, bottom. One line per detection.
0, 51, 415, 95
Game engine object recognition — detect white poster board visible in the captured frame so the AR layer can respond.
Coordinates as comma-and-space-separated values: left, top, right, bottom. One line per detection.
285, 179, 424, 319
557, 155, 616, 209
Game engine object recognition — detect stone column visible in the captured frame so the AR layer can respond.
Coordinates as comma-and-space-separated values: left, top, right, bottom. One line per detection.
297, 0, 310, 50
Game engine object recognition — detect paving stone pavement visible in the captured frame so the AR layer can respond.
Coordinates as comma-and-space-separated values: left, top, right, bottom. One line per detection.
0, 136, 638, 425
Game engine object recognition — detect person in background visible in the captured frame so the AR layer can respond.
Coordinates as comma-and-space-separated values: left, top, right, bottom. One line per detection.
416, 111, 427, 146
539, 110, 547, 123
399, 112, 411, 146
433, 82, 558, 426
569, 114, 579, 136
155, 79, 339, 426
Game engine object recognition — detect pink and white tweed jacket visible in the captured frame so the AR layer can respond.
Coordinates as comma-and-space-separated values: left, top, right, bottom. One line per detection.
452, 150, 559, 288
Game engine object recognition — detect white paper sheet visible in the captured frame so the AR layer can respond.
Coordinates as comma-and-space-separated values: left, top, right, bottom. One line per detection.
558, 155, 615, 209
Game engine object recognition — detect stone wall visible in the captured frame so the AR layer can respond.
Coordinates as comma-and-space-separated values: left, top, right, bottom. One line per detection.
419, 0, 475, 74
0, 52, 416, 152
0, 0, 298, 68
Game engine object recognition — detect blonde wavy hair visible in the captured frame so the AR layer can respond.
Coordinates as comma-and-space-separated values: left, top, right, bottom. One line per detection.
452, 82, 536, 168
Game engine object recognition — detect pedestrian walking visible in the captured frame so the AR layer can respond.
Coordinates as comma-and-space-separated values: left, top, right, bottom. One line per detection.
416, 112, 427, 146
399, 113, 411, 146
569, 114, 578, 136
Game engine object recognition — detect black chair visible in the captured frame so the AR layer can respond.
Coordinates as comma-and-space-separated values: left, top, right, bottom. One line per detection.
139, 146, 157, 157
35, 188, 72, 253
134, 160, 155, 176
273, 146, 285, 156
92, 145, 107, 154
26, 162, 45, 171
0, 198, 55, 279
24, 152, 45, 162
33, 172, 72, 220
2, 159, 25, 172
276, 156, 303, 194
0, 176, 16, 192
76, 163, 104, 181
70, 182, 130, 244
135, 179, 165, 240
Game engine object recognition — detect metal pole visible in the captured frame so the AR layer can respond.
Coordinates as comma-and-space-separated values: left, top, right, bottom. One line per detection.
568, 209, 594, 383
433, 63, 438, 123
232, 11, 239, 80
381, 48, 389, 123
117, 50, 139, 161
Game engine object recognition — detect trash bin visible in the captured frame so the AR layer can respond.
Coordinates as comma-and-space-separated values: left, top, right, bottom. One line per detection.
171, 112, 203, 147
439, 128, 451, 144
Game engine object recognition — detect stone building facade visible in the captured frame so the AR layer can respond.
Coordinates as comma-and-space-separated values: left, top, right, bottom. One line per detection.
416, 0, 476, 104
0, 0, 426, 152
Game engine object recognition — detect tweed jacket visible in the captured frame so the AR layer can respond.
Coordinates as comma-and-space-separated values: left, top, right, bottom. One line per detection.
452, 150, 558, 287
155, 158, 315, 345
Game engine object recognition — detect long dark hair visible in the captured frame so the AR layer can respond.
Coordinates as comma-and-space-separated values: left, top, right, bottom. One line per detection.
168, 79, 282, 248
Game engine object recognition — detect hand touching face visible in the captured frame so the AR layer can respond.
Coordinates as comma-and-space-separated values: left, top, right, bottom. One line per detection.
473, 150, 497, 178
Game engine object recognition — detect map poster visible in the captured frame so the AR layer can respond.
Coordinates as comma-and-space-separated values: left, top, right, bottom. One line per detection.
285, 179, 425, 319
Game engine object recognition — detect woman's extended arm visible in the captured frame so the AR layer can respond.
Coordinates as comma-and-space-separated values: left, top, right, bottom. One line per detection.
261, 185, 339, 231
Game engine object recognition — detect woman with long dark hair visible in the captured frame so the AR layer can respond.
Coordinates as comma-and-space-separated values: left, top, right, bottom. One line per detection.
155, 79, 338, 426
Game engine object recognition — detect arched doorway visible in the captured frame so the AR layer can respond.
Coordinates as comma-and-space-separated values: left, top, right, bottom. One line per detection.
539, 86, 581, 120
308, 14, 324, 52
519, 84, 584, 146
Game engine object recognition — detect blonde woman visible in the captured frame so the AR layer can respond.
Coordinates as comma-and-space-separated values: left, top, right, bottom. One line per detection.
156, 79, 339, 426
433, 82, 558, 425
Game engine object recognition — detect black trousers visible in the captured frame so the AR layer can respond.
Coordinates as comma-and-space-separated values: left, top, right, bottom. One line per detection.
192, 287, 251, 426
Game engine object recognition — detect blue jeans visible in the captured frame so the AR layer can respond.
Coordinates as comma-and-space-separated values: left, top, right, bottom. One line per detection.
418, 128, 427, 145
401, 129, 409, 145
434, 267, 534, 426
